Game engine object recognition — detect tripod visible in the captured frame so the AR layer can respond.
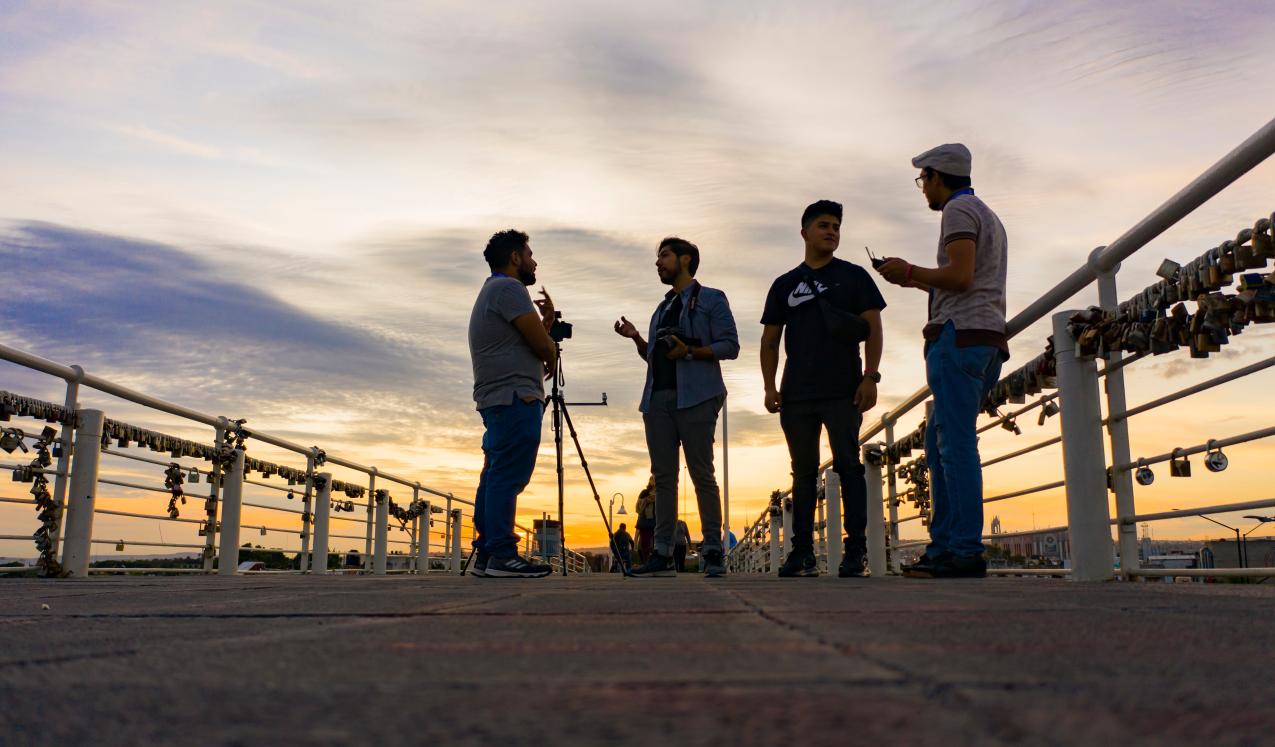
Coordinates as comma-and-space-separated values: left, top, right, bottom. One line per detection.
547, 340, 630, 576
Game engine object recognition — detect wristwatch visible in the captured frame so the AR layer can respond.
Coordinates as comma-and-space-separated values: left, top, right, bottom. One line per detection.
864, 370, 882, 383
684, 349, 694, 361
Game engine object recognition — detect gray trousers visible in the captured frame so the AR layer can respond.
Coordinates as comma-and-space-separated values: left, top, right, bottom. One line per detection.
643, 390, 723, 556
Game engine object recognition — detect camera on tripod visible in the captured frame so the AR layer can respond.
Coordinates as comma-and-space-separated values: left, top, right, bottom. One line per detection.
549, 311, 573, 343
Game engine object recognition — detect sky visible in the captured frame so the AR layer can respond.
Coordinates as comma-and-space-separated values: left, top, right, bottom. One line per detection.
3, 0, 1275, 559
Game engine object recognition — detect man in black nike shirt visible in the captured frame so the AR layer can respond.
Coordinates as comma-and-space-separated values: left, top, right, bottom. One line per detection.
760, 200, 886, 577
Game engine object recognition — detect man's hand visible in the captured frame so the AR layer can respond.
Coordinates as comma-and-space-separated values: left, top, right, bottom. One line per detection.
876, 258, 911, 287
613, 316, 639, 339
854, 379, 877, 413
764, 387, 783, 413
665, 335, 690, 361
535, 287, 555, 329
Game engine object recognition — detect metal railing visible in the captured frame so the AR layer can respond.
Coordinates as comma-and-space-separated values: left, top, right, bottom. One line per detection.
730, 116, 1275, 581
0, 348, 583, 577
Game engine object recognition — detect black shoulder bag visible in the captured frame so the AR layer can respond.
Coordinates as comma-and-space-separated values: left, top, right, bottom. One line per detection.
800, 269, 870, 346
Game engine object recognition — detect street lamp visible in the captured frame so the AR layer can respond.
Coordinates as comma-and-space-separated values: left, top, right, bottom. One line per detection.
1192, 513, 1245, 569
609, 492, 627, 531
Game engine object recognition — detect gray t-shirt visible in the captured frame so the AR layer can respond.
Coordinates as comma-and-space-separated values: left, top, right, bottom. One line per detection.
926, 192, 1009, 353
468, 275, 544, 410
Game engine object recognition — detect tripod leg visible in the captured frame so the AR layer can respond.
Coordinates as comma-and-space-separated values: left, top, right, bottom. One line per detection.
460, 545, 476, 576
559, 401, 632, 576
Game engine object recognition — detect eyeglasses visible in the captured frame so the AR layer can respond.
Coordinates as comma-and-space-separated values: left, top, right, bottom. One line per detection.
914, 173, 928, 189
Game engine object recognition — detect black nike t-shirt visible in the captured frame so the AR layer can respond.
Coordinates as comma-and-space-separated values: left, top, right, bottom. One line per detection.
761, 257, 887, 402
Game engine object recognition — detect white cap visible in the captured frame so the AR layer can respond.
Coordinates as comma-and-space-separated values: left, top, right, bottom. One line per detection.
911, 143, 972, 177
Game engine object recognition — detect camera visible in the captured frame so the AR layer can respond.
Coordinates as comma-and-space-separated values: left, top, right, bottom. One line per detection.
549, 311, 573, 342
656, 327, 702, 348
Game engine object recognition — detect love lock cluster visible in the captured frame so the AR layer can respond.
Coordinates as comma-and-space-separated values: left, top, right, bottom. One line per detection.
163, 463, 187, 519
1132, 440, 1228, 486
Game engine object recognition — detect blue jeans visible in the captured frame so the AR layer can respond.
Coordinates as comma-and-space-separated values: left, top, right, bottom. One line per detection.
924, 322, 1003, 559
473, 394, 544, 559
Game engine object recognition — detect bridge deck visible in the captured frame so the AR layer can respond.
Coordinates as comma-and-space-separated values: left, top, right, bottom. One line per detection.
1, 575, 1272, 745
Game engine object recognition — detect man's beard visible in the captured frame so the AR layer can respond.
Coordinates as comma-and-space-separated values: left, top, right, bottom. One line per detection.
658, 268, 676, 286
518, 267, 536, 285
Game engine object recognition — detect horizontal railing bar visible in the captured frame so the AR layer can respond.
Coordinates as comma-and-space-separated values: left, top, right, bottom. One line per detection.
88, 567, 206, 574
89, 539, 205, 549
892, 539, 928, 550
987, 568, 1071, 576
94, 508, 202, 525
1129, 567, 1275, 578
102, 447, 207, 472
242, 501, 303, 515
243, 478, 295, 493
0, 566, 38, 573
0, 463, 67, 477
1100, 350, 1148, 377
1110, 355, 1275, 423
982, 436, 1061, 468
241, 524, 297, 534
0, 497, 37, 505
1114, 426, 1275, 472
1120, 497, 1275, 525
96, 478, 173, 495
0, 534, 34, 541
984, 480, 1066, 505
977, 393, 1058, 435
897, 514, 922, 523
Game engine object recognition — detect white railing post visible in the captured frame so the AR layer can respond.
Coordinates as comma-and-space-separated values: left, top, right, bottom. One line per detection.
60, 408, 104, 577
48, 374, 80, 561
450, 508, 462, 573
884, 421, 900, 572
816, 473, 828, 570
201, 426, 224, 573
416, 500, 432, 573
363, 470, 376, 572
768, 501, 782, 571
1053, 311, 1115, 582
373, 489, 389, 576
1093, 252, 1140, 580
781, 496, 793, 555
825, 468, 843, 573
864, 444, 887, 577
298, 451, 316, 573
310, 472, 331, 574
216, 449, 246, 576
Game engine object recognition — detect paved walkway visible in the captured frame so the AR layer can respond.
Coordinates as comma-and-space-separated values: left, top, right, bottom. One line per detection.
1, 574, 1272, 746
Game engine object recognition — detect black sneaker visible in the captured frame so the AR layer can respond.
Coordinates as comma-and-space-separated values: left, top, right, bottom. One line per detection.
468, 555, 489, 578
485, 554, 552, 578
838, 549, 867, 578
777, 550, 818, 578
927, 553, 987, 579
702, 549, 727, 578
629, 552, 676, 578
902, 551, 951, 578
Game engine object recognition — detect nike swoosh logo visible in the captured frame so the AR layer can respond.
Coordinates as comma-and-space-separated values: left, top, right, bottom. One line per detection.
787, 281, 823, 307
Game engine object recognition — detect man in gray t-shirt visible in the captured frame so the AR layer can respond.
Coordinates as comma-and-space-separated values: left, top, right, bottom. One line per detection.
877, 143, 1008, 580
466, 229, 558, 578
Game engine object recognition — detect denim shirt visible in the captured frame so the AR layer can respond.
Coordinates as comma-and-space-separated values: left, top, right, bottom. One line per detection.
639, 282, 740, 412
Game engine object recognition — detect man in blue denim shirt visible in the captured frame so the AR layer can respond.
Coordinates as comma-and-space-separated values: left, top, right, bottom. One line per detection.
877, 144, 1010, 579
613, 237, 739, 577
468, 229, 559, 578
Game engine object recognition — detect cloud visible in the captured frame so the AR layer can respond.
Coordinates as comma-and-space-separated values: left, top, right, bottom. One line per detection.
0, 221, 461, 414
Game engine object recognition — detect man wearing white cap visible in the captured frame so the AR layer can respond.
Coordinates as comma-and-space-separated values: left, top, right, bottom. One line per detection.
876, 143, 1008, 579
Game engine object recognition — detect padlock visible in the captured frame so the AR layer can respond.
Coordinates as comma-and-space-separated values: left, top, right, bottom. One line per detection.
0, 428, 26, 454
1204, 441, 1228, 473
1135, 461, 1155, 486
259, 526, 267, 536
286, 490, 295, 501
115, 542, 125, 552
1169, 450, 1191, 478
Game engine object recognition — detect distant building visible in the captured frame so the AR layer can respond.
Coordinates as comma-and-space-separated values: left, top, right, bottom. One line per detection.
986, 524, 1070, 565
1201, 538, 1275, 569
